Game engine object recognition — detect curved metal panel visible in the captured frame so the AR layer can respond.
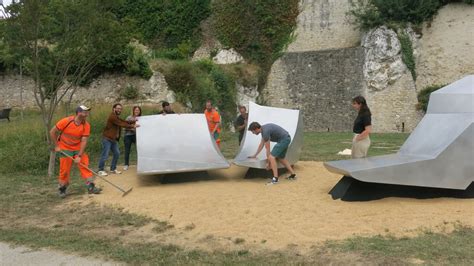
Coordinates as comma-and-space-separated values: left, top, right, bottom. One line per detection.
233, 102, 303, 168
136, 114, 230, 175
324, 75, 474, 190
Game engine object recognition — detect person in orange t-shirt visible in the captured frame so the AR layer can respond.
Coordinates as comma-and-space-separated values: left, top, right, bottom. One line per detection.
50, 105, 101, 198
204, 100, 221, 148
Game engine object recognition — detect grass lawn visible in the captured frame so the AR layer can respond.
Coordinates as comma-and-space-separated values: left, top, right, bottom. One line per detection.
0, 109, 473, 265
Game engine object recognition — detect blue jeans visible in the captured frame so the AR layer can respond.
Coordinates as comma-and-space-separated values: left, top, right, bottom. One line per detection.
98, 138, 120, 171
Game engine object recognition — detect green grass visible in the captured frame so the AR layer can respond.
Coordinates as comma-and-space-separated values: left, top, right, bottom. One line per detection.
327, 227, 474, 265
301, 132, 408, 161
222, 132, 409, 161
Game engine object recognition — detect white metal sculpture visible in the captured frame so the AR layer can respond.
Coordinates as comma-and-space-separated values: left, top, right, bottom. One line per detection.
233, 102, 304, 168
136, 114, 230, 175
325, 75, 474, 190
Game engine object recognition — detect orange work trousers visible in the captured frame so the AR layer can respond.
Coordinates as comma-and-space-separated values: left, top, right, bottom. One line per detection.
213, 131, 221, 149
59, 153, 94, 186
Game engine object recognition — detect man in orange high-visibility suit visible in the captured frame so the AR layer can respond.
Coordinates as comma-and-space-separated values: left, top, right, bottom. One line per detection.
204, 100, 221, 148
50, 105, 101, 198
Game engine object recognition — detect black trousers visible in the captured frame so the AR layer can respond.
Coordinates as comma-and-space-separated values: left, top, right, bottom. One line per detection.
124, 134, 136, 166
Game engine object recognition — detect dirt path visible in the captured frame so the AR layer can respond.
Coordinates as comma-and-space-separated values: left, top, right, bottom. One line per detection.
91, 162, 474, 253
0, 242, 119, 265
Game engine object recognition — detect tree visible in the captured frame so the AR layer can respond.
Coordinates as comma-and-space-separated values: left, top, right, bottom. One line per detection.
2, 0, 128, 177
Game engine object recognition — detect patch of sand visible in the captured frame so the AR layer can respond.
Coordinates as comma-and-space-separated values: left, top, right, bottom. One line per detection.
92, 162, 474, 252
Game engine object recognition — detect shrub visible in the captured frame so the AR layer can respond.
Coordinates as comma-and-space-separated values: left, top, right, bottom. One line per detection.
152, 41, 195, 60
397, 31, 416, 80
212, 0, 299, 70
124, 47, 153, 79
221, 63, 260, 88
350, 0, 473, 31
349, 0, 442, 30
417, 84, 445, 112
114, 0, 211, 51
77, 45, 153, 86
121, 84, 140, 100
162, 60, 236, 125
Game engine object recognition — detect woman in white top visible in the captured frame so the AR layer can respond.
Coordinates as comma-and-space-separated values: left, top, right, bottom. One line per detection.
123, 106, 141, 170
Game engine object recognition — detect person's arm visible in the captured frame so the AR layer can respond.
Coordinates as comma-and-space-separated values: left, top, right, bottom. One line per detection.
213, 121, 221, 134
248, 138, 266, 158
111, 115, 136, 129
212, 112, 221, 134
264, 141, 271, 158
234, 117, 246, 131
50, 126, 60, 151
237, 122, 246, 131
74, 137, 88, 163
264, 141, 272, 169
126, 116, 137, 132
356, 125, 372, 141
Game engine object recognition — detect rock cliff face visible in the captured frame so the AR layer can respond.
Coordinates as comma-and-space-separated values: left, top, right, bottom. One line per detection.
415, 4, 474, 91
263, 2, 473, 132
362, 26, 422, 132
288, 0, 361, 52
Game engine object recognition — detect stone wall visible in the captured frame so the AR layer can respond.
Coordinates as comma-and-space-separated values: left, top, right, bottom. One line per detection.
288, 0, 361, 52
0, 74, 36, 108
416, 3, 474, 90
0, 71, 173, 109
263, 48, 365, 131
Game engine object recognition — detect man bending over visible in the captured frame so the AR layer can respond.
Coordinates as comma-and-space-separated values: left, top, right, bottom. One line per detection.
247, 122, 296, 185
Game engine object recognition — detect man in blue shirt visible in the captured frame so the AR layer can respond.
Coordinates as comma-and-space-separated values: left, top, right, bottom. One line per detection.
247, 122, 296, 184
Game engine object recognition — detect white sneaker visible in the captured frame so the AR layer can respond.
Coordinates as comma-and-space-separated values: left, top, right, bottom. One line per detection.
123, 165, 129, 171
110, 170, 122, 174
98, 171, 108, 177
266, 177, 279, 186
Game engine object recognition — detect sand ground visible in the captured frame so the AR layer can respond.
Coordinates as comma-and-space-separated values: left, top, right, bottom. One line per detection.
90, 162, 474, 253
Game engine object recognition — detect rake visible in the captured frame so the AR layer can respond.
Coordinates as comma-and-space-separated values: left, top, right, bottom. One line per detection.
59, 150, 133, 197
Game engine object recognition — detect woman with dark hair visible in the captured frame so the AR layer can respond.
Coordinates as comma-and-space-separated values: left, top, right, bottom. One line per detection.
351, 96, 372, 158
123, 106, 142, 170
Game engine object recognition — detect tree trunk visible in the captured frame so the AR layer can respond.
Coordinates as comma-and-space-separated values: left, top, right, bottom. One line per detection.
43, 108, 55, 178
20, 60, 24, 121
48, 150, 56, 179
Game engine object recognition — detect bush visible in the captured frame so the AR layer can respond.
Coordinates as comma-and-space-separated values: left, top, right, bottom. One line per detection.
212, 0, 299, 70
417, 84, 445, 112
124, 47, 153, 79
151, 41, 195, 60
77, 45, 153, 86
350, 0, 473, 30
349, 0, 442, 30
221, 63, 260, 88
162, 60, 236, 125
121, 84, 140, 100
398, 31, 416, 80
114, 0, 211, 51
